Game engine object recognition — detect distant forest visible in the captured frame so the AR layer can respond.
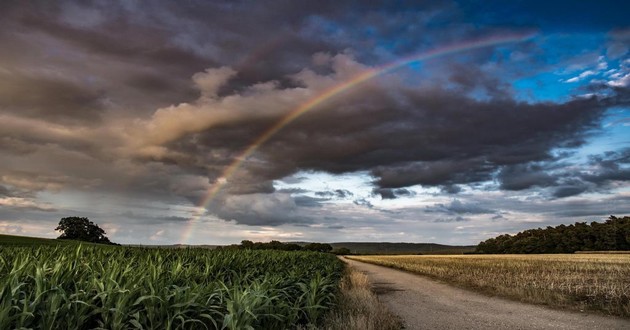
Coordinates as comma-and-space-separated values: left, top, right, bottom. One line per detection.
476, 215, 630, 254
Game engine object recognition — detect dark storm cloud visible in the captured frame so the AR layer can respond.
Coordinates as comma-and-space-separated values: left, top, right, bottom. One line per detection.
2, 0, 629, 232
372, 188, 415, 199
334, 189, 354, 198
316, 189, 354, 198
425, 199, 494, 215
210, 193, 315, 226
552, 185, 590, 198
142, 52, 622, 210
310, 89, 605, 190
545, 148, 630, 198
583, 149, 630, 183
441, 185, 462, 194
373, 188, 396, 199
498, 163, 557, 190
0, 74, 105, 124
394, 188, 414, 197
277, 188, 311, 194
0, 0, 364, 128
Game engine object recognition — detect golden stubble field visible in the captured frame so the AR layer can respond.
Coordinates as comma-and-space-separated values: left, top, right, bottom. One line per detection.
347, 254, 630, 317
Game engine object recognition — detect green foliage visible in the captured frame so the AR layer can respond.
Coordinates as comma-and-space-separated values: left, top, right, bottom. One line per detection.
55, 217, 114, 245
303, 243, 333, 253
476, 215, 630, 254
235, 240, 317, 252
0, 245, 343, 329
331, 248, 351, 255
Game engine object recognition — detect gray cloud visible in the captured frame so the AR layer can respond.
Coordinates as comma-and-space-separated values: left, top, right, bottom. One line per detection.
552, 185, 591, 198
372, 188, 416, 199
546, 148, 630, 198
277, 187, 311, 194
316, 189, 354, 199
425, 199, 495, 215
434, 216, 468, 223
441, 185, 462, 194
209, 193, 315, 226
119, 211, 191, 224
293, 196, 328, 208
1, 0, 628, 234
0, 74, 105, 124
353, 198, 374, 209
498, 163, 557, 190
492, 214, 507, 220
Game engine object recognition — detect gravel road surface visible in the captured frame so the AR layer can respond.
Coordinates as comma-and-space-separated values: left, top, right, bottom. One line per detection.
343, 257, 630, 330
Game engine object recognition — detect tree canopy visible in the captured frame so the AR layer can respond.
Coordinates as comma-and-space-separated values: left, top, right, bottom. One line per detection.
216, 240, 334, 252
475, 215, 630, 254
55, 217, 114, 245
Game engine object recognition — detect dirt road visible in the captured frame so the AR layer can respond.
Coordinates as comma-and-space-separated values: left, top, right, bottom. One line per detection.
343, 257, 630, 330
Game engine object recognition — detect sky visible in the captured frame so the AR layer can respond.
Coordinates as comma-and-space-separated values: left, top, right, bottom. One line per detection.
0, 0, 629, 245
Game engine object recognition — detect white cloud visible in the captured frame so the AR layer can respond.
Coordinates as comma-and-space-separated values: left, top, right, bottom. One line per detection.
608, 72, 630, 87
0, 197, 56, 211
564, 70, 595, 83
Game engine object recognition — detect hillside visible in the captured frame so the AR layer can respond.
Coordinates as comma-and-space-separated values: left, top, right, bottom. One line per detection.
0, 233, 69, 246
0, 234, 101, 246
290, 242, 475, 255
0, 234, 474, 254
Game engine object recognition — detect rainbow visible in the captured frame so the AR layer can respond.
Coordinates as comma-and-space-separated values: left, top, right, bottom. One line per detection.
180, 31, 536, 243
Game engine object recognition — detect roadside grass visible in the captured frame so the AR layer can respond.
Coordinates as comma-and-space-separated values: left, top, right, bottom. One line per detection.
348, 254, 630, 318
317, 263, 402, 330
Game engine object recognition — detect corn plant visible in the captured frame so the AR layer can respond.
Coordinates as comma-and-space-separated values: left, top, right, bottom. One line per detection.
0, 245, 343, 329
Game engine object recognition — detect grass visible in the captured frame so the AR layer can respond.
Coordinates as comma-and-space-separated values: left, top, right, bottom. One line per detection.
348, 254, 630, 318
0, 244, 344, 329
316, 265, 402, 330
0, 234, 77, 246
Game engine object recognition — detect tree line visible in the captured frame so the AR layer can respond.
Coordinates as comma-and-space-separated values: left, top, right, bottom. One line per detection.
475, 215, 630, 254
216, 240, 350, 254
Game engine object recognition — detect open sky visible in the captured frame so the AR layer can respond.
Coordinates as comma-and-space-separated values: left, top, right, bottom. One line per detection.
1, 1, 629, 245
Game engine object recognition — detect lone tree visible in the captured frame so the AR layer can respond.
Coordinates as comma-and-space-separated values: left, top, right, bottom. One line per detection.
55, 217, 113, 244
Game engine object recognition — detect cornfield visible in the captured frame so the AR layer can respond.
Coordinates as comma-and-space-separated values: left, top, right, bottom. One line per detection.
348, 254, 630, 317
0, 245, 343, 329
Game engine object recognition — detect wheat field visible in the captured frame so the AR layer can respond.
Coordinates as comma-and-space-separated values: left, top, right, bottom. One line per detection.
348, 254, 630, 317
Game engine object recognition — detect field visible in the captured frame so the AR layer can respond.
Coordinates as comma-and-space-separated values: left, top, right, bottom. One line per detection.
0, 234, 80, 246
348, 254, 630, 317
0, 245, 344, 329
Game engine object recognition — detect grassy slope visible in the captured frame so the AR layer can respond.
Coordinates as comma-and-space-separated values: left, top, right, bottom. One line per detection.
0, 234, 80, 246
0, 234, 476, 254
